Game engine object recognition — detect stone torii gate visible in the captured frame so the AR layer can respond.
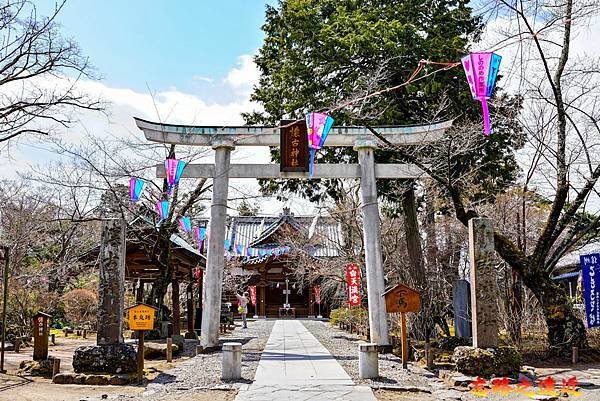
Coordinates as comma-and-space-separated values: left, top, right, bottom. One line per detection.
135, 117, 451, 349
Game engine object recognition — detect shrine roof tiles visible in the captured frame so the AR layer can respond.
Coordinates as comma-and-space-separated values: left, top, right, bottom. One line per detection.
198, 211, 343, 257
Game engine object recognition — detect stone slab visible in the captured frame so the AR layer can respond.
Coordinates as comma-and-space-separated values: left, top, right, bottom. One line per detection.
468, 218, 499, 348
236, 320, 376, 401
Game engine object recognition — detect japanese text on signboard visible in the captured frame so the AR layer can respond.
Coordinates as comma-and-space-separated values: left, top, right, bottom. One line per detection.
128, 304, 156, 331
280, 120, 309, 172
346, 263, 361, 307
580, 253, 600, 328
249, 286, 257, 305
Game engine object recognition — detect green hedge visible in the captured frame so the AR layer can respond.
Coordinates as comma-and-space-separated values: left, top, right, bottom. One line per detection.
329, 307, 368, 328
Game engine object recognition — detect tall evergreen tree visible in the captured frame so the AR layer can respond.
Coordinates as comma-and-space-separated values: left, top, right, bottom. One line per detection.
246, 0, 523, 203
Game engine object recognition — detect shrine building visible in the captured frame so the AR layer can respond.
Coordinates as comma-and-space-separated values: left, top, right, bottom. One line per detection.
201, 208, 343, 318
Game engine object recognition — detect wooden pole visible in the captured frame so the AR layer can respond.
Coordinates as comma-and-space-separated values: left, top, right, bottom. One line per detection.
167, 322, 173, 363
167, 337, 173, 363
0, 246, 9, 373
400, 312, 408, 369
52, 358, 61, 378
172, 279, 180, 336
572, 346, 579, 364
137, 330, 144, 382
425, 343, 434, 370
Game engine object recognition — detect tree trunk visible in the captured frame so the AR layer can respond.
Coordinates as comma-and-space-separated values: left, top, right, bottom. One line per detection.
523, 268, 587, 351
401, 181, 431, 340
146, 235, 173, 319
509, 269, 523, 345
402, 182, 426, 287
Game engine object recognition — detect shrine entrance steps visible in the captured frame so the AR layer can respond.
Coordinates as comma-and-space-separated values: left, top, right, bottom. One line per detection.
235, 320, 376, 401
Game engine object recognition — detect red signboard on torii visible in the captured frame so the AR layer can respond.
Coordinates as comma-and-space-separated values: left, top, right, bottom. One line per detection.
346, 263, 361, 307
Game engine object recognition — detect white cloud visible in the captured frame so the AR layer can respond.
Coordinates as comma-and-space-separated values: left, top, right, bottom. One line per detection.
223, 54, 260, 96
192, 75, 214, 83
0, 54, 316, 215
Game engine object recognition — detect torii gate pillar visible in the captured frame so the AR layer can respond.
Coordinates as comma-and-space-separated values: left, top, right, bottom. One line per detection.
200, 140, 234, 349
355, 140, 390, 347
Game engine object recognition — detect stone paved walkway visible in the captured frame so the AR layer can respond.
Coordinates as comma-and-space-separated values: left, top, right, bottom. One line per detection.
235, 320, 376, 401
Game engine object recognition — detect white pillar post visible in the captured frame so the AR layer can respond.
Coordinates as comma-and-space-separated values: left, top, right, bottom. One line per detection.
358, 343, 379, 379
355, 140, 390, 347
221, 342, 242, 380
201, 141, 234, 349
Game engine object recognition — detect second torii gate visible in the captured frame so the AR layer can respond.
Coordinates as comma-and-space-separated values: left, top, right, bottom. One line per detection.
135, 117, 451, 349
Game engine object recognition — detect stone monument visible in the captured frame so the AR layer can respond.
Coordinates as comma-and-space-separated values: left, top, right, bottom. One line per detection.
72, 190, 136, 374
468, 218, 498, 348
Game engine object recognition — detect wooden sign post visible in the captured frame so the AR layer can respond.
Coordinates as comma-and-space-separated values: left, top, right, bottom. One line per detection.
126, 303, 157, 382
383, 284, 421, 369
33, 311, 52, 361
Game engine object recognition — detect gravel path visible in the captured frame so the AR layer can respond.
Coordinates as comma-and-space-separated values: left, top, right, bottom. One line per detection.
302, 321, 600, 401
301, 320, 486, 401
110, 319, 274, 401
301, 320, 435, 388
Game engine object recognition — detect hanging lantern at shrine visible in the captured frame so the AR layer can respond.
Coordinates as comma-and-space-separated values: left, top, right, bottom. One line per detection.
156, 200, 170, 221
305, 112, 334, 177
461, 52, 502, 135
164, 158, 186, 195
129, 177, 145, 202
179, 216, 192, 233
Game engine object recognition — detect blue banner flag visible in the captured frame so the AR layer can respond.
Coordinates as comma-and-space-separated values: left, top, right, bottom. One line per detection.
580, 253, 600, 328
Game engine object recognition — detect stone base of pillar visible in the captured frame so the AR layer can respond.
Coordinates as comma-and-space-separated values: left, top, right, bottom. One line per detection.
358, 343, 379, 379
72, 344, 137, 374
221, 342, 242, 380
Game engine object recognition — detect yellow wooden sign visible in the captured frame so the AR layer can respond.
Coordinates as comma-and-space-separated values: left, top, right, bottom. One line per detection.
127, 303, 156, 331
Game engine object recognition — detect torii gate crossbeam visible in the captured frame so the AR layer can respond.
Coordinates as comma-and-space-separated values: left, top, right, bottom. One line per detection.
135, 118, 451, 350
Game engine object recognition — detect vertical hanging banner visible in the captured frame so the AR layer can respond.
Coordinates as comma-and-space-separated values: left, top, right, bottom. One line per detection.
194, 267, 202, 285
156, 200, 170, 221
280, 120, 309, 172
346, 263, 361, 307
580, 253, 600, 328
249, 286, 257, 305
195, 227, 206, 252
129, 178, 145, 202
314, 285, 321, 304
164, 158, 186, 195
461, 52, 502, 135
179, 216, 192, 233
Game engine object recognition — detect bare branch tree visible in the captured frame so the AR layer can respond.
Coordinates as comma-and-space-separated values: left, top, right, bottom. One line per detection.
0, 0, 103, 145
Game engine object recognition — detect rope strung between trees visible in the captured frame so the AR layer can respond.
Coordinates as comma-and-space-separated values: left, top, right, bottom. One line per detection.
252, 59, 461, 133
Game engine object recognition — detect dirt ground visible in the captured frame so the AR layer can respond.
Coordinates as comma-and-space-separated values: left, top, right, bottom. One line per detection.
0, 375, 144, 401
0, 375, 236, 401
0, 337, 220, 401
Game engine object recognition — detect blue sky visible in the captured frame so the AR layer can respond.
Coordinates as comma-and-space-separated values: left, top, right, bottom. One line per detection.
42, 1, 276, 96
